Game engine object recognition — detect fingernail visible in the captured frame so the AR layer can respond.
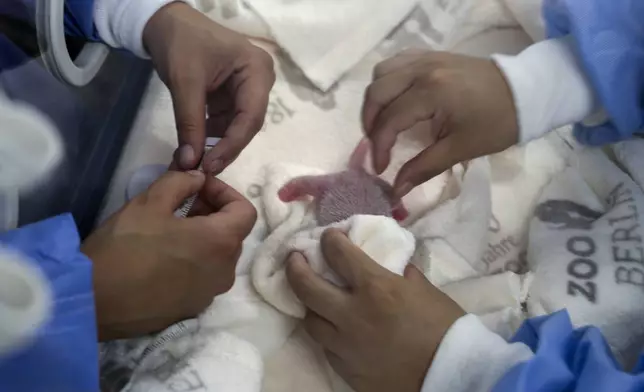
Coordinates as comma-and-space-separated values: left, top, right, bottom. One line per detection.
207, 159, 224, 174
179, 145, 195, 169
289, 252, 307, 266
186, 170, 203, 177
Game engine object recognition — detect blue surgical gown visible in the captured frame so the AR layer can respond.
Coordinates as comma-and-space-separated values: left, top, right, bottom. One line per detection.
544, 0, 644, 145
491, 3, 644, 388
0, 1, 100, 391
0, 215, 99, 392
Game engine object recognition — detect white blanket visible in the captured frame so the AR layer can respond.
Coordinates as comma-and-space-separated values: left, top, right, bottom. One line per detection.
526, 146, 644, 368
251, 167, 416, 318
198, 0, 465, 91
97, 1, 585, 391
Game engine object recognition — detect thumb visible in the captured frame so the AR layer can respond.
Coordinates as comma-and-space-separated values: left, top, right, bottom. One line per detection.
170, 75, 207, 170
144, 170, 206, 212
393, 135, 460, 199
403, 264, 430, 285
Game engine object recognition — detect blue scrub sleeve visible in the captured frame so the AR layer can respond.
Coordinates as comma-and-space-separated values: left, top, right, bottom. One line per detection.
0, 214, 99, 392
492, 310, 644, 392
65, 0, 102, 40
543, 0, 644, 146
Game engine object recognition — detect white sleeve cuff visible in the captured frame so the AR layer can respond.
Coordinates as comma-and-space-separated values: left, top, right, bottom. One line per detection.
492, 36, 600, 144
94, 0, 196, 58
421, 314, 534, 392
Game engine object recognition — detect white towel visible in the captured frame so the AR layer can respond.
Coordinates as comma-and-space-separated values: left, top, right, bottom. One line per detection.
241, 0, 418, 91
251, 162, 416, 319
96, 6, 557, 390
612, 139, 644, 192
410, 135, 571, 286
126, 332, 264, 392
525, 147, 644, 368
198, 0, 272, 40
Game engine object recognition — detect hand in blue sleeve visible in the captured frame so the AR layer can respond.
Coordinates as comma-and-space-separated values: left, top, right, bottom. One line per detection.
543, 0, 644, 145
493, 311, 644, 392
0, 214, 99, 392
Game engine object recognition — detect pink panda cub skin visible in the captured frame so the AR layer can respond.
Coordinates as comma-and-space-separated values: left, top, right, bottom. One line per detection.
278, 140, 409, 226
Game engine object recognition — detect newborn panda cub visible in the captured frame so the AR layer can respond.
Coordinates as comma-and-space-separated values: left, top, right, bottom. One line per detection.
278, 140, 409, 225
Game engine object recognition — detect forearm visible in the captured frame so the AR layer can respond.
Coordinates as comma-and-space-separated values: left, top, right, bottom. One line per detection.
93, 0, 195, 57
421, 314, 534, 392
493, 0, 644, 146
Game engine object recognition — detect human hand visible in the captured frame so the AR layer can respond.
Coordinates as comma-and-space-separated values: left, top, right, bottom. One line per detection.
82, 171, 256, 341
362, 50, 519, 198
143, 3, 275, 173
286, 229, 465, 392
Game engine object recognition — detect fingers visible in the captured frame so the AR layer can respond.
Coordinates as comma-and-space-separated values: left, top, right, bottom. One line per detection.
320, 229, 384, 288
144, 170, 205, 211
286, 252, 348, 322
372, 49, 426, 79
393, 134, 461, 199
403, 263, 429, 284
369, 87, 435, 174
170, 74, 207, 170
362, 71, 415, 136
200, 177, 257, 235
204, 51, 275, 173
302, 311, 340, 351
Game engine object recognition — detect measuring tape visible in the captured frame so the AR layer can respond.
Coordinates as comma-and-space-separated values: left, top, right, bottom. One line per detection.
174, 137, 221, 218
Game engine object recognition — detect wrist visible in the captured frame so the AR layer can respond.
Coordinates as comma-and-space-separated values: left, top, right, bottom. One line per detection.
421, 314, 533, 392
95, 0, 195, 58
143, 1, 194, 56
492, 36, 599, 144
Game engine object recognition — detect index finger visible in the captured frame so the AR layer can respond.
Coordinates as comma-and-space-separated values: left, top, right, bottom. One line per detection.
170, 73, 207, 170
286, 252, 348, 323
204, 51, 275, 172
393, 133, 461, 198
369, 86, 435, 173
320, 229, 386, 288
200, 177, 257, 235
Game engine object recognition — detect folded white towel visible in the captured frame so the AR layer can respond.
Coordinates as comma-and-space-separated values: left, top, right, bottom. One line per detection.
242, 0, 418, 91
199, 0, 272, 40
252, 162, 416, 319
199, 276, 299, 358
526, 147, 644, 368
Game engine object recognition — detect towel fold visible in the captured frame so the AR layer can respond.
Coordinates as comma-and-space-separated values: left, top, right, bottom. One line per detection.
410, 135, 571, 286
252, 162, 416, 319
612, 139, 644, 192
242, 0, 418, 91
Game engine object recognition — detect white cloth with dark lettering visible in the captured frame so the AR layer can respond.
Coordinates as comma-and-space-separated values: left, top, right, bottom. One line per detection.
409, 135, 571, 286
613, 139, 644, 192
525, 147, 644, 368
95, 3, 576, 390
229, 0, 420, 91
